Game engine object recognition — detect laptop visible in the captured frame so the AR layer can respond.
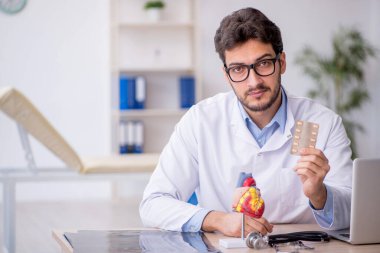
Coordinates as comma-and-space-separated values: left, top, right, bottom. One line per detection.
328, 158, 380, 244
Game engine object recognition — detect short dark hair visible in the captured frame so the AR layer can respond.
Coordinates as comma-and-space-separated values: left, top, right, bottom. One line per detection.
214, 8, 283, 63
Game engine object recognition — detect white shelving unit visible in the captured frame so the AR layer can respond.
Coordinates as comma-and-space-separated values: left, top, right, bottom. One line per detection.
118, 22, 194, 28
110, 0, 201, 154
114, 109, 187, 118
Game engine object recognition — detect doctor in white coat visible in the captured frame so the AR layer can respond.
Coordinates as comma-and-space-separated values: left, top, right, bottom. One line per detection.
140, 7, 352, 237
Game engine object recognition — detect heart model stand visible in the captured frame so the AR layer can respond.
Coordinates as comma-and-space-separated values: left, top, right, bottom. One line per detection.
219, 176, 265, 248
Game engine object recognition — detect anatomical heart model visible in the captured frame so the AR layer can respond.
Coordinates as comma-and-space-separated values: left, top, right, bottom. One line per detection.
234, 177, 265, 218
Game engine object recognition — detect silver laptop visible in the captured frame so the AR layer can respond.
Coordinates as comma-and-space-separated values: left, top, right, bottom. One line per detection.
328, 158, 380, 244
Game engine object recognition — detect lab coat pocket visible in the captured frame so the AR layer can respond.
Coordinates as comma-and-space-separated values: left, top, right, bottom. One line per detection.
280, 168, 308, 207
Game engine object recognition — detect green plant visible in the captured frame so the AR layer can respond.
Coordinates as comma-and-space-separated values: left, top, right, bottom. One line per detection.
295, 27, 377, 158
144, 1, 165, 10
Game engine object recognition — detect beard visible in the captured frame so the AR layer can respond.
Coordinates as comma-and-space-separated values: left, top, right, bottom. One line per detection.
234, 75, 282, 112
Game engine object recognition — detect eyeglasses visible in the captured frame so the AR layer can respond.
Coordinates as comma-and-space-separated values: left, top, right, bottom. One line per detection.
224, 54, 280, 82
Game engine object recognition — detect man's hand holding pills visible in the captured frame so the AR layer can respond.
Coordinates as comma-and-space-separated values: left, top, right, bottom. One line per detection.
293, 147, 330, 209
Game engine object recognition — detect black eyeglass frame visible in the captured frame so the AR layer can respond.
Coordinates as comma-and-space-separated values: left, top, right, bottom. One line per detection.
224, 53, 281, 83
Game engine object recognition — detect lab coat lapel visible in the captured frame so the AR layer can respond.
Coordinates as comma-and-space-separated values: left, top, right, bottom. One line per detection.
261, 98, 295, 152
230, 97, 259, 148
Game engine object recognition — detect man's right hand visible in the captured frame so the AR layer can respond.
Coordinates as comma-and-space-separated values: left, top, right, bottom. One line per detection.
201, 210, 273, 237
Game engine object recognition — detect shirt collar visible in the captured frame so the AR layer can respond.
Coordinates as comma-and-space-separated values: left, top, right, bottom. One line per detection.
238, 87, 287, 133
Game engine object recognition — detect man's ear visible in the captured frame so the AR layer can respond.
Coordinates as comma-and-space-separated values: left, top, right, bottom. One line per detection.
280, 52, 286, 74
222, 65, 230, 82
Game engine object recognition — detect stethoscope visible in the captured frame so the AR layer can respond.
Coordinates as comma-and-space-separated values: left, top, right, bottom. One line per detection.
236, 175, 330, 250
246, 231, 330, 250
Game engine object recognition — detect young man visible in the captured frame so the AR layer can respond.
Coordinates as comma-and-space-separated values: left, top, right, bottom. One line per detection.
140, 8, 352, 237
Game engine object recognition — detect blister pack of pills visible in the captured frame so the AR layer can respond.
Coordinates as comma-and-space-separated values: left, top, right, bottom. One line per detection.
291, 120, 319, 155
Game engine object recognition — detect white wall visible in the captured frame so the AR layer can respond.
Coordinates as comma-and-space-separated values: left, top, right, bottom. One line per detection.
0, 0, 379, 200
0, 0, 112, 200
0, 0, 111, 166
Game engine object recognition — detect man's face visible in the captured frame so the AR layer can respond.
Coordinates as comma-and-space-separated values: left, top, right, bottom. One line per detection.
224, 39, 286, 113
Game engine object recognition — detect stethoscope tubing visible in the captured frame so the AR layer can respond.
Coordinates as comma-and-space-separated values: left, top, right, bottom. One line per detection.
267, 231, 330, 246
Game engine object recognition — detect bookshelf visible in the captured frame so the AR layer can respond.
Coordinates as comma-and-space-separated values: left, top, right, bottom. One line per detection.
110, 0, 201, 155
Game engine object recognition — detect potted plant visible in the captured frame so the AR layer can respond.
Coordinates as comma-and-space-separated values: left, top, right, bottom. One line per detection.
144, 1, 165, 22
295, 27, 377, 158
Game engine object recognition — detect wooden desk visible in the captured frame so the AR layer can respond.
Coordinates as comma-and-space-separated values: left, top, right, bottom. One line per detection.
52, 224, 380, 253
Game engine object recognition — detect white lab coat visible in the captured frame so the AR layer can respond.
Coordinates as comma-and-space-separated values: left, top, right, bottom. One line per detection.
140, 91, 352, 231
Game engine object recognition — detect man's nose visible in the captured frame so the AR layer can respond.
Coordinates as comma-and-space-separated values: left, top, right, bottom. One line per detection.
246, 68, 263, 88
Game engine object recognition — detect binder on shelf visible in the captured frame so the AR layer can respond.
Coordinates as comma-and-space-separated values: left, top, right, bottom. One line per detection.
179, 76, 195, 108
119, 75, 146, 110
119, 75, 136, 110
135, 76, 146, 109
119, 120, 128, 154
126, 120, 135, 153
134, 121, 144, 153
119, 120, 145, 154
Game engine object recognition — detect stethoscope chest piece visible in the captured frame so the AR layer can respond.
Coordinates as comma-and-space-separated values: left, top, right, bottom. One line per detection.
246, 232, 269, 249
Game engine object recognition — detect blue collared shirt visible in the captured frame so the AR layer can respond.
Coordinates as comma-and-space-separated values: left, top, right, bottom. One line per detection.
182, 88, 333, 232
238, 88, 287, 148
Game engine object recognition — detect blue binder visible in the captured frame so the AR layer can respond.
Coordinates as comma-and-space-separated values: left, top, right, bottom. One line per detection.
119, 75, 136, 110
179, 76, 195, 108
120, 75, 146, 110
